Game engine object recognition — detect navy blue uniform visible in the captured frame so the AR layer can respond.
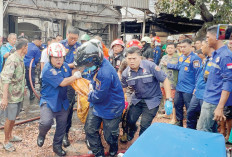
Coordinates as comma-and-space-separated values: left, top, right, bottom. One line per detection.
84, 58, 124, 156
197, 46, 232, 132
167, 52, 202, 126
121, 60, 166, 136
60, 39, 81, 134
39, 62, 71, 146
153, 46, 161, 65
24, 43, 41, 97
187, 56, 212, 129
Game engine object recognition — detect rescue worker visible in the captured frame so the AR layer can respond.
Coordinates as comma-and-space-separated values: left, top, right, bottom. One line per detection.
24, 35, 42, 100
186, 39, 214, 129
197, 25, 232, 133
118, 39, 143, 143
75, 39, 124, 157
37, 43, 82, 156
152, 36, 162, 65
141, 36, 153, 61
162, 39, 202, 127
60, 27, 81, 147
80, 34, 90, 44
109, 39, 125, 72
121, 46, 172, 141
0, 33, 17, 72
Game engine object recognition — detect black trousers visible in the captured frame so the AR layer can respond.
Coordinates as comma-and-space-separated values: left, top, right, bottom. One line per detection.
84, 107, 121, 156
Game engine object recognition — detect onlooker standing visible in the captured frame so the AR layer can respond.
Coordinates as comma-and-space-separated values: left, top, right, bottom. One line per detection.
160, 42, 179, 124
161, 36, 174, 54
195, 40, 202, 51
24, 35, 42, 100
0, 33, 17, 72
0, 38, 28, 152
197, 26, 232, 133
56, 35, 63, 42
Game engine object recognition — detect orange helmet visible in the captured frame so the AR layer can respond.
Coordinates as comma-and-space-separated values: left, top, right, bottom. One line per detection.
110, 39, 125, 49
152, 36, 161, 43
126, 39, 142, 49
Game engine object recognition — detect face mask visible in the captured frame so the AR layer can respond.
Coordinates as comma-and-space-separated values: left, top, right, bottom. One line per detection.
83, 65, 97, 72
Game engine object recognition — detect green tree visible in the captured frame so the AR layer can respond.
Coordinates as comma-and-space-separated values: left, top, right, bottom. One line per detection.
155, 0, 232, 39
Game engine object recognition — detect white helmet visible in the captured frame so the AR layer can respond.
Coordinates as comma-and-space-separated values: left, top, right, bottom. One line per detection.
48, 43, 66, 57
167, 36, 174, 41
141, 36, 152, 43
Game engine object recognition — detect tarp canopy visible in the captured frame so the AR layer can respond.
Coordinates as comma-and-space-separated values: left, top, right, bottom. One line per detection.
124, 123, 226, 157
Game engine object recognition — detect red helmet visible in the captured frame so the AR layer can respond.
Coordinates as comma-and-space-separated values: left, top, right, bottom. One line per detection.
152, 36, 161, 43
126, 39, 142, 49
110, 39, 125, 49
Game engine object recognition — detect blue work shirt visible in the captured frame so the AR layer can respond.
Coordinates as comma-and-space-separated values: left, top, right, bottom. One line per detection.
88, 58, 124, 119
60, 40, 81, 64
121, 60, 167, 110
153, 46, 161, 65
24, 43, 41, 67
204, 46, 232, 106
194, 56, 212, 100
0, 43, 13, 71
167, 52, 202, 94
40, 62, 71, 112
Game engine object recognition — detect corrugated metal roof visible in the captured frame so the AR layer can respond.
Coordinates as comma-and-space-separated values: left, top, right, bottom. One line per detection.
72, 0, 149, 9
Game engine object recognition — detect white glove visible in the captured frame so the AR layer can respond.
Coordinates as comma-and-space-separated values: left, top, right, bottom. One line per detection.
89, 84, 94, 92
74, 71, 82, 79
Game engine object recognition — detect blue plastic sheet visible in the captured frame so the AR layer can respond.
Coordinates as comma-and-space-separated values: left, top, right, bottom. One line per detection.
124, 123, 226, 157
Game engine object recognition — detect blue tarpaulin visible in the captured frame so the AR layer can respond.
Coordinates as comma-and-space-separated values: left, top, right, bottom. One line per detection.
124, 123, 226, 157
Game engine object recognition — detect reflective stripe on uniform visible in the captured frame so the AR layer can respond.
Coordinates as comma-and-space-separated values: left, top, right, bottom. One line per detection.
126, 74, 153, 82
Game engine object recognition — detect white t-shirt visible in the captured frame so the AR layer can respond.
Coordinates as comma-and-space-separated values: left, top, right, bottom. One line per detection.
40, 48, 49, 64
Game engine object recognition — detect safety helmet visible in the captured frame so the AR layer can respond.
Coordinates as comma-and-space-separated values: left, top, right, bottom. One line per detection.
152, 36, 161, 43
74, 39, 103, 67
110, 39, 125, 49
126, 39, 142, 49
48, 43, 66, 57
141, 36, 151, 43
167, 36, 174, 41
80, 34, 90, 41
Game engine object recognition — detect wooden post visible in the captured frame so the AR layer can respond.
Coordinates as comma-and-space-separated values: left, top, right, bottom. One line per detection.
142, 10, 146, 37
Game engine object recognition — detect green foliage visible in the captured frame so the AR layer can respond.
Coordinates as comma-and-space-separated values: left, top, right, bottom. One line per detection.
155, 0, 232, 23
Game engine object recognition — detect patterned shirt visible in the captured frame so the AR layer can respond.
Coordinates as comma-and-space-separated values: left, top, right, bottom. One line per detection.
0, 51, 25, 103
159, 53, 179, 89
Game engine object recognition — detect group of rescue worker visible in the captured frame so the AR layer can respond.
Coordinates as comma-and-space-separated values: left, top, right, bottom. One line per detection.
0, 24, 232, 157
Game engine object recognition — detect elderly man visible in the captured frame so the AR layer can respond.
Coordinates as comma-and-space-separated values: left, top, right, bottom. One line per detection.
0, 38, 28, 152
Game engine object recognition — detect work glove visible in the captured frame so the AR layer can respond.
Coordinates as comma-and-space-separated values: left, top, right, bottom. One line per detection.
89, 84, 94, 92
165, 100, 173, 115
74, 71, 82, 79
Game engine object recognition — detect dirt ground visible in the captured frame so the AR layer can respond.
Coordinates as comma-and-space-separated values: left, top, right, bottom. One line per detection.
0, 90, 230, 157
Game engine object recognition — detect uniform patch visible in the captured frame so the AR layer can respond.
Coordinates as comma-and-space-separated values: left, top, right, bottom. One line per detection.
66, 48, 69, 53
184, 67, 188, 71
155, 66, 160, 71
156, 51, 158, 54
179, 57, 183, 62
193, 60, 200, 68
204, 70, 209, 75
216, 57, 220, 63
73, 51, 76, 54
185, 58, 190, 63
207, 62, 212, 67
227, 63, 232, 69
50, 69, 57, 75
